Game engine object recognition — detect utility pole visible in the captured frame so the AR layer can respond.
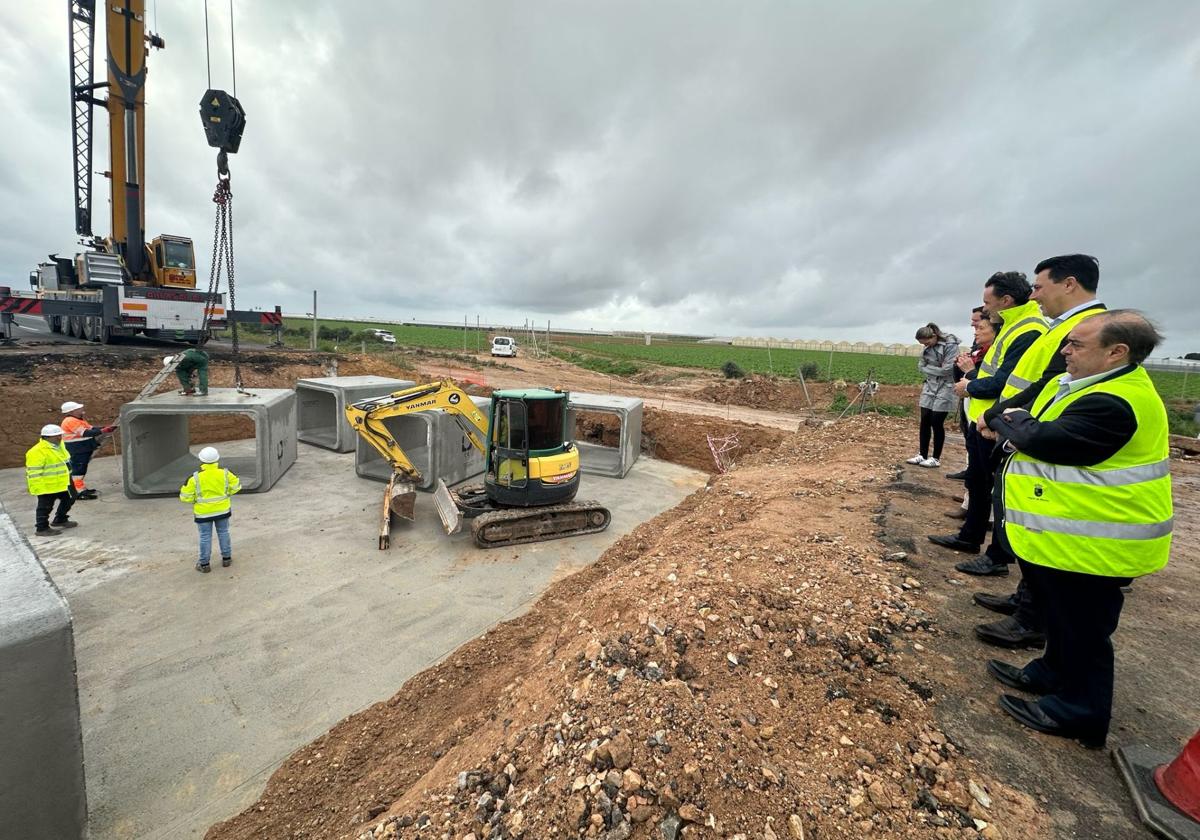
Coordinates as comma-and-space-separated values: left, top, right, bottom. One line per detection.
311, 290, 317, 350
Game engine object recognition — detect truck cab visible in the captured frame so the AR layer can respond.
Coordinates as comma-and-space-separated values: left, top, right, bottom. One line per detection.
148, 235, 197, 289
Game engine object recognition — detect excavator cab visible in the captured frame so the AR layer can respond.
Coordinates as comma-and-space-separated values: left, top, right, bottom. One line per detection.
485, 390, 580, 507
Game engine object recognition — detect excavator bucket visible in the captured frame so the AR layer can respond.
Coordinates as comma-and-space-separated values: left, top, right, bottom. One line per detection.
432, 479, 464, 535
387, 476, 417, 523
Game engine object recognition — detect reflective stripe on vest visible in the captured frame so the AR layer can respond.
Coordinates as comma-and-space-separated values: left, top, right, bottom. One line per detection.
966, 303, 1047, 422
1003, 366, 1172, 577
999, 305, 1105, 402
192, 470, 231, 504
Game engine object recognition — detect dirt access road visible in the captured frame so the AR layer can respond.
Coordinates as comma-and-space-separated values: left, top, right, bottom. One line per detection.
412, 349, 921, 432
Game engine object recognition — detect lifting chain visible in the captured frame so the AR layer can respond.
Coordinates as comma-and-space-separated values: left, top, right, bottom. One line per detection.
201, 151, 244, 392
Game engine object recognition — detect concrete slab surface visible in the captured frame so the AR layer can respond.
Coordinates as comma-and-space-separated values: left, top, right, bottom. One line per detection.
0, 444, 706, 840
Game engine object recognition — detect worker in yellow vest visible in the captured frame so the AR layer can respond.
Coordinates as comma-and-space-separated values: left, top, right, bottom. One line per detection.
178, 446, 242, 573
966, 255, 1107, 649
929, 271, 1046, 554
982, 310, 1171, 749
25, 424, 78, 536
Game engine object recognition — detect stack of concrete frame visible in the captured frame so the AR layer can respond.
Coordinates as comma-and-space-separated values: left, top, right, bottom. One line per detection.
295, 376, 415, 452
0, 502, 87, 839
355, 396, 491, 490
567, 392, 643, 478
119, 389, 298, 497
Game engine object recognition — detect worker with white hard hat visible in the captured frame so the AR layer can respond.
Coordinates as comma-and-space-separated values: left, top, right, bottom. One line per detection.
60, 400, 116, 499
178, 445, 242, 573
25, 423, 78, 536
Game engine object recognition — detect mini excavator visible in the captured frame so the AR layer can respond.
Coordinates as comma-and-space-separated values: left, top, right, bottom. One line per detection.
345, 380, 611, 549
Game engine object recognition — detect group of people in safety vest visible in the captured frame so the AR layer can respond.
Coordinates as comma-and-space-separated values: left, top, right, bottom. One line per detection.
24, 370, 242, 572
921, 253, 1173, 750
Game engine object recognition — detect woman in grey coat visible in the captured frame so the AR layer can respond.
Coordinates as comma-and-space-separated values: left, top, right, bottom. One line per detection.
906, 323, 960, 467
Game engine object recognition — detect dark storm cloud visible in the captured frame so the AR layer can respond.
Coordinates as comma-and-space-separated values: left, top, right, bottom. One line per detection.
2, 1, 1197, 352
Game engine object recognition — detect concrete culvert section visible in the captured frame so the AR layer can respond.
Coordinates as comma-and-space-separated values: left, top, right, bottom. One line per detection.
568, 393, 644, 478
119, 389, 298, 495
296, 376, 414, 452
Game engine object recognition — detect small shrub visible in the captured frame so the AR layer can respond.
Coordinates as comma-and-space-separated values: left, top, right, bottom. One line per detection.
722, 361, 746, 379
798, 361, 821, 381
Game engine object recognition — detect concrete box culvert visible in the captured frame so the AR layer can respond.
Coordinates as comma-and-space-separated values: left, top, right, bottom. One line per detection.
0, 501, 88, 839
355, 395, 490, 490
567, 393, 643, 478
296, 376, 415, 452
119, 388, 297, 497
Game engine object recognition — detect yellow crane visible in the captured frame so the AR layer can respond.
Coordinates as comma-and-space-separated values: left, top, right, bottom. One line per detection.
346, 380, 611, 549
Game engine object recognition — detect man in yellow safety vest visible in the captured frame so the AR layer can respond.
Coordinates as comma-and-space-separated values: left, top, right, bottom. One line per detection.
179, 446, 242, 573
929, 271, 1046, 554
964, 255, 1107, 649
25, 424, 78, 536
982, 310, 1171, 749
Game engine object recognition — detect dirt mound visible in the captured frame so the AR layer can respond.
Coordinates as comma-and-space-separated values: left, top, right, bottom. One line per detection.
0, 350, 419, 469
696, 375, 922, 415
206, 415, 1048, 840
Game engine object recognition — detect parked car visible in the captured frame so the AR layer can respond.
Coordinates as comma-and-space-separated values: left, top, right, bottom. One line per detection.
491, 335, 517, 357
369, 329, 396, 344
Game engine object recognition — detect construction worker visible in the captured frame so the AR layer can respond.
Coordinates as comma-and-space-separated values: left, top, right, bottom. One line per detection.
178, 446, 241, 573
60, 401, 116, 499
171, 347, 210, 396
981, 310, 1171, 749
25, 424, 77, 536
966, 254, 1107, 650
928, 271, 1046, 555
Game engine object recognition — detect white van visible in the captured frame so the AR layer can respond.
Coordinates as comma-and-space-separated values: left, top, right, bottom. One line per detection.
491, 335, 517, 357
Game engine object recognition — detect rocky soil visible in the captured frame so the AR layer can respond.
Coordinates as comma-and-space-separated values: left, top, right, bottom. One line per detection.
206, 416, 1050, 840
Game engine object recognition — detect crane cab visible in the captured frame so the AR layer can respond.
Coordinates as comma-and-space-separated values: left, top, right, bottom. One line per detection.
147, 235, 197, 289
485, 389, 581, 507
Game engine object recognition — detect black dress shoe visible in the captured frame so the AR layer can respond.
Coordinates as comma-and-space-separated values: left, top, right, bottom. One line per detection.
973, 591, 1017, 615
998, 695, 1105, 749
975, 616, 1046, 649
944, 509, 968, 520
987, 659, 1053, 694
50, 519, 79, 529
945, 469, 968, 480
77, 489, 99, 500
955, 556, 1010, 576
927, 534, 982, 553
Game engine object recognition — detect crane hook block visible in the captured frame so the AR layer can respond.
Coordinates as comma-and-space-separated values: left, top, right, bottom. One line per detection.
199, 89, 247, 154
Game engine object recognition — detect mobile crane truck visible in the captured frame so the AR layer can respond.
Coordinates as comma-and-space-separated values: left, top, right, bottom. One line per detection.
0, 1, 278, 343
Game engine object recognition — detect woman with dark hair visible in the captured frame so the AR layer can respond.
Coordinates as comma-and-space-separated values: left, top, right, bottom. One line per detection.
907, 323, 960, 467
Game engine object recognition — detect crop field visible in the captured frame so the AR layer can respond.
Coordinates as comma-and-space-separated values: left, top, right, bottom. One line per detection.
562, 339, 923, 384
562, 338, 1200, 403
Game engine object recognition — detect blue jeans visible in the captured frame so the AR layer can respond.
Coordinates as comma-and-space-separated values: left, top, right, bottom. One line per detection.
197, 517, 232, 563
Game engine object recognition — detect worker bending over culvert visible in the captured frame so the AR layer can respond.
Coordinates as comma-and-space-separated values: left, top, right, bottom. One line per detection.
60, 400, 115, 499
169, 347, 210, 396
25, 424, 79, 536
178, 446, 241, 573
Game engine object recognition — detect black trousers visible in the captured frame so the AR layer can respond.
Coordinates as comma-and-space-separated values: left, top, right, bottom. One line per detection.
35, 491, 75, 529
1020, 562, 1131, 736
918, 407, 948, 459
67, 446, 95, 477
958, 426, 996, 545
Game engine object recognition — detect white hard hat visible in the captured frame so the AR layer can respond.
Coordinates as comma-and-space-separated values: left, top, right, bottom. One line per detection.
41, 424, 65, 437
163, 355, 175, 366
61, 401, 84, 413
198, 446, 220, 463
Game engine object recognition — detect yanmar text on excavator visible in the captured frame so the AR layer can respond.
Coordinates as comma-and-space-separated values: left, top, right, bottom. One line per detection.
346, 380, 612, 550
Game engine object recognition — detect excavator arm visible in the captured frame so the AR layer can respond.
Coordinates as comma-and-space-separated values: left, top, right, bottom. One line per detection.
346, 379, 489, 483
346, 379, 491, 547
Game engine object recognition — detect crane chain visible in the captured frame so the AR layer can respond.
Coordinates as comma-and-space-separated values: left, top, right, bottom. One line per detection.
202, 167, 244, 392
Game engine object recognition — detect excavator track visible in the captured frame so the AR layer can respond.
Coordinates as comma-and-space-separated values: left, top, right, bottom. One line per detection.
470, 500, 612, 549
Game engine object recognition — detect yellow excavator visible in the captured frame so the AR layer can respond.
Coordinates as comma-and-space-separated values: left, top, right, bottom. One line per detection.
345, 380, 611, 549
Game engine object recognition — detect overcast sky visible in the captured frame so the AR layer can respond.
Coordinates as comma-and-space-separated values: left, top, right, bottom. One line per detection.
2, 2, 1197, 353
